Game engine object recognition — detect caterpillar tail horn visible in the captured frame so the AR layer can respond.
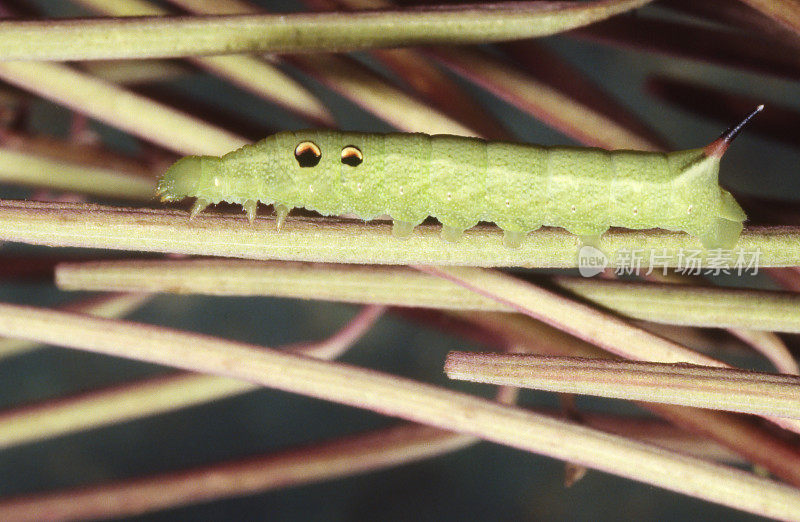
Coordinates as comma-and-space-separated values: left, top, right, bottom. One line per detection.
704, 105, 764, 158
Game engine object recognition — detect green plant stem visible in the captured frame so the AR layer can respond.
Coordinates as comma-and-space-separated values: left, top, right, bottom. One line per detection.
0, 1, 652, 61
0, 373, 253, 451
54, 259, 800, 335
445, 353, 800, 419
418, 265, 800, 436
0, 305, 382, 449
1, 200, 799, 267
0, 303, 795, 519
553, 276, 800, 333
0, 62, 247, 156
75, 0, 335, 125
0, 148, 155, 200
0, 293, 152, 359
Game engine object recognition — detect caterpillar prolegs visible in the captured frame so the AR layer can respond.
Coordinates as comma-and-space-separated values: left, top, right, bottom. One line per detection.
157, 107, 760, 249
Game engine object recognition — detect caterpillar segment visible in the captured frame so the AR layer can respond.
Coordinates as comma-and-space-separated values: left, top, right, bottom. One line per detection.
157, 108, 759, 249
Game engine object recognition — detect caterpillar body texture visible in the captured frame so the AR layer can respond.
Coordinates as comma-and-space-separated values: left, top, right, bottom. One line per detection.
157, 114, 757, 249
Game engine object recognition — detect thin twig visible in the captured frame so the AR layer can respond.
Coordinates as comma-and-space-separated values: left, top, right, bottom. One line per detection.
417, 266, 800, 435
0, 1, 652, 60
449, 309, 800, 487
0, 423, 475, 522
445, 353, 800, 419
0, 303, 794, 518
737, 0, 800, 37
1, 200, 799, 267
0, 292, 152, 359
0, 303, 382, 448
54, 259, 800, 335
0, 62, 247, 156
75, 0, 335, 125
0, 147, 155, 200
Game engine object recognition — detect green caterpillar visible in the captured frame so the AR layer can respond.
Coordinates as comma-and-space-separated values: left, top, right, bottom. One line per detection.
157, 107, 761, 249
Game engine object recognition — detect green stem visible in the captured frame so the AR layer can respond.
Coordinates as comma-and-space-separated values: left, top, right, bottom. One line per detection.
0, 301, 795, 519
0, 200, 798, 267
0, 1, 652, 60
445, 353, 800, 419
54, 259, 800, 334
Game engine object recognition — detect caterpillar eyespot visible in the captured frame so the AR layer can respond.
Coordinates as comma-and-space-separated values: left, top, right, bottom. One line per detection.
294, 141, 321, 168
341, 145, 363, 166
157, 106, 763, 249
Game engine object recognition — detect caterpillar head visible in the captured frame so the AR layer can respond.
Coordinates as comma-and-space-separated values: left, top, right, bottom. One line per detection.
157, 155, 220, 201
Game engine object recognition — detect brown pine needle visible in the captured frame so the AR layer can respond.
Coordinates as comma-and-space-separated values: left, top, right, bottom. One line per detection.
418, 266, 800, 436
0, 411, 752, 521
286, 54, 476, 135
450, 310, 800, 488
727, 328, 799, 375
0, 423, 475, 522
445, 353, 800, 419
427, 46, 662, 150
0, 304, 382, 449
0, 303, 795, 518
737, 0, 800, 37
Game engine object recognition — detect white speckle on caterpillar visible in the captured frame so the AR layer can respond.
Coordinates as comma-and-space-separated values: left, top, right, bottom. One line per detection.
158, 109, 761, 250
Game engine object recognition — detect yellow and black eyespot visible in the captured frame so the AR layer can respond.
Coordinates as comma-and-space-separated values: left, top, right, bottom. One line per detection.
341, 145, 363, 167
294, 141, 321, 167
